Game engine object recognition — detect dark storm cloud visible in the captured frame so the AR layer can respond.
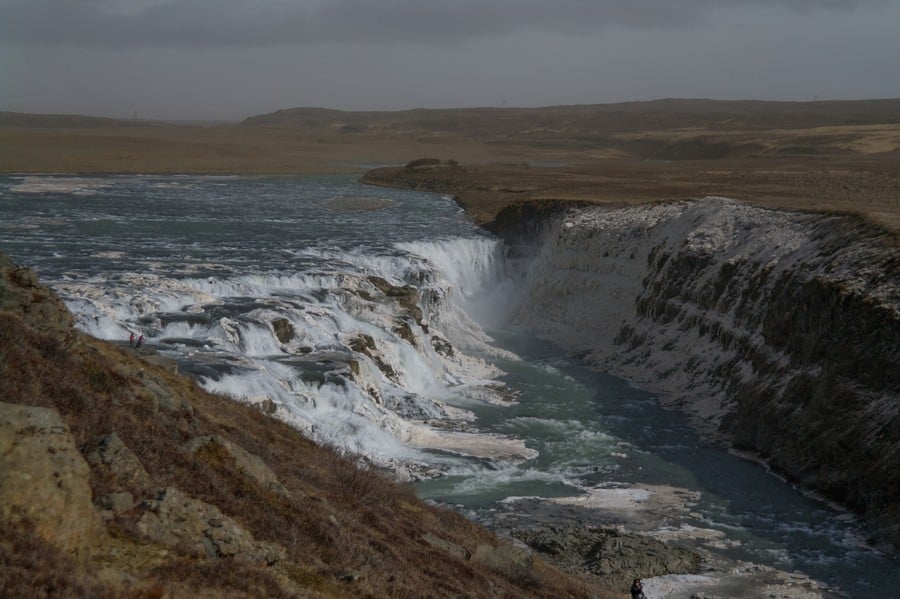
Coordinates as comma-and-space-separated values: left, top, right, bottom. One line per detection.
0, 0, 877, 48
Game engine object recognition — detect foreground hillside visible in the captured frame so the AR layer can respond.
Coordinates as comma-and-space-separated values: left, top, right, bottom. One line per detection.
0, 253, 610, 598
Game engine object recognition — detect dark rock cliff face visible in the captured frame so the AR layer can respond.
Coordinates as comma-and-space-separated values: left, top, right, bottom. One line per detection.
492, 198, 899, 548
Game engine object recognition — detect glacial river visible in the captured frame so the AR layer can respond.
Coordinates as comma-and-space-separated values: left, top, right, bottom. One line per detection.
1, 174, 895, 597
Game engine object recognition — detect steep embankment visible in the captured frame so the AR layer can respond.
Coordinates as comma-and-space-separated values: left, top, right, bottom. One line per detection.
0, 253, 609, 598
488, 198, 900, 548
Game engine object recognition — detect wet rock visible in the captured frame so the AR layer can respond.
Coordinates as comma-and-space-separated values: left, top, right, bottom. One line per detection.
349, 333, 396, 379
271, 317, 295, 344
0, 402, 107, 553
349, 333, 377, 353
430, 335, 455, 357
394, 321, 417, 346
583, 529, 700, 585
366, 276, 425, 326
256, 397, 277, 414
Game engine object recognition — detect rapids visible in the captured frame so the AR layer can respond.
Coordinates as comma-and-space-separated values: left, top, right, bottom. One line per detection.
1, 174, 896, 597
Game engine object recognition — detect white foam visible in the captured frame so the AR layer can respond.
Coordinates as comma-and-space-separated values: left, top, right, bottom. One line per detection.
58, 235, 529, 471
396, 237, 520, 335
10, 176, 110, 196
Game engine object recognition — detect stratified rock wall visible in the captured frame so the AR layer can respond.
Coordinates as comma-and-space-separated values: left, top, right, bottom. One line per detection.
494, 197, 899, 546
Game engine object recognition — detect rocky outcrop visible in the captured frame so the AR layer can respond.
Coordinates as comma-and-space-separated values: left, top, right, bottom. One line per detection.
495, 198, 900, 547
515, 526, 700, 590
0, 253, 74, 338
185, 434, 289, 497
84, 431, 154, 493
136, 486, 285, 563
367, 275, 426, 327
0, 403, 284, 566
0, 402, 107, 555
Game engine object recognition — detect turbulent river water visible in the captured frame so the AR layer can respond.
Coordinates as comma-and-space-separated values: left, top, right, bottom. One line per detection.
1, 174, 896, 598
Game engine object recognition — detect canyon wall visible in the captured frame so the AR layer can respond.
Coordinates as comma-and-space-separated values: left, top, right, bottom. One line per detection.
489, 197, 899, 547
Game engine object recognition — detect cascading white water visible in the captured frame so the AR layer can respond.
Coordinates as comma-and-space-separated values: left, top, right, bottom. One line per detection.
60, 238, 526, 468
4, 175, 897, 597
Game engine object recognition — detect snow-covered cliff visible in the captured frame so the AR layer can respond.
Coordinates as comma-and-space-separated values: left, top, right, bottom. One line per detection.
490, 197, 900, 547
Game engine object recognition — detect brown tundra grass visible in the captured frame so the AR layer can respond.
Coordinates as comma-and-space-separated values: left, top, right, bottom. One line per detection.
0, 303, 615, 598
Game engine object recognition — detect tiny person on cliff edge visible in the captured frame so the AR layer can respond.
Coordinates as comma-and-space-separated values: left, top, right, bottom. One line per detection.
631, 578, 646, 599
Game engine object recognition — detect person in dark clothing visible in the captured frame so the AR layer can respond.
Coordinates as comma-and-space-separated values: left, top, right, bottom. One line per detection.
136, 334, 144, 348
129, 332, 135, 347
630, 578, 646, 599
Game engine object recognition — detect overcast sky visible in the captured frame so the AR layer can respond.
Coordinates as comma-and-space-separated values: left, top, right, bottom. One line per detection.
2, 0, 899, 120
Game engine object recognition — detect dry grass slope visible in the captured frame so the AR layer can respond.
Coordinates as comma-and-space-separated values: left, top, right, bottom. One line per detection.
0, 255, 611, 598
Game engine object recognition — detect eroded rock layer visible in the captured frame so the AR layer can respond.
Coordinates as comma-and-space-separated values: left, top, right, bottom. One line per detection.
491, 197, 899, 546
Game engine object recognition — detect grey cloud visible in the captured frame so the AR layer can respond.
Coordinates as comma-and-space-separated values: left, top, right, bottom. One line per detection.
0, 0, 879, 48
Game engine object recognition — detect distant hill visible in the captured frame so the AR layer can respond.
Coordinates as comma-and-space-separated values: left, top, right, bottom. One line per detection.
7, 99, 900, 133
0, 111, 161, 129
243, 98, 900, 135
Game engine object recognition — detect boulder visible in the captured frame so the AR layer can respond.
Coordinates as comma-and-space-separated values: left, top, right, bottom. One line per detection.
84, 432, 154, 493
271, 318, 295, 344
140, 377, 190, 414
137, 486, 284, 563
185, 435, 289, 496
0, 401, 106, 554
98, 491, 136, 514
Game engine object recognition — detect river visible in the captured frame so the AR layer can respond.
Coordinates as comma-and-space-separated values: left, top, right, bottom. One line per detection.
1, 174, 895, 597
